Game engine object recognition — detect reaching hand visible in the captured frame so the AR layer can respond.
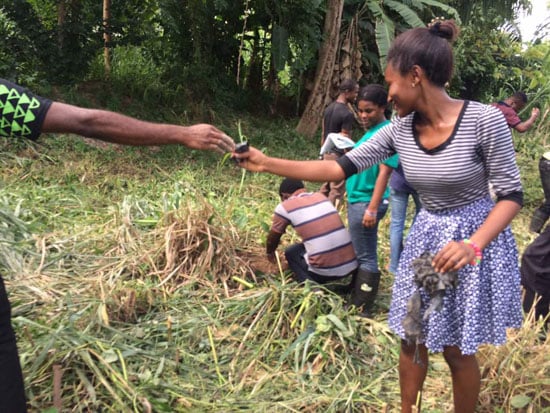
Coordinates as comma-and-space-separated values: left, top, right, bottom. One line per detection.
232, 145, 268, 172
182, 124, 235, 154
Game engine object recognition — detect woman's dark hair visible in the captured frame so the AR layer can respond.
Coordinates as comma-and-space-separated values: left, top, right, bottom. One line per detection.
386, 19, 459, 87
357, 84, 388, 107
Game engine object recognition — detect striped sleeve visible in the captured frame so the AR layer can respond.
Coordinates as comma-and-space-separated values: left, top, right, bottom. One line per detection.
477, 105, 523, 200
339, 122, 397, 177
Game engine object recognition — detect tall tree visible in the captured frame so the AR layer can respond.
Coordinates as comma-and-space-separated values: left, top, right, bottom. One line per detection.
103, 0, 111, 77
296, 0, 458, 138
296, 0, 344, 137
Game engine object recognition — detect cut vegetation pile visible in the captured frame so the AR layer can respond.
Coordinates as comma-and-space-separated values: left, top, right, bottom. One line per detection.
0, 120, 549, 412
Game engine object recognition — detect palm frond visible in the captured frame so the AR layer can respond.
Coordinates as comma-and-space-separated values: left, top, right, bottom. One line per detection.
417, 0, 461, 23
375, 18, 396, 69
384, 0, 425, 28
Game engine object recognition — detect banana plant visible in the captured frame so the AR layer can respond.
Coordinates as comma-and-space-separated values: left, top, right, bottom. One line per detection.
350, 0, 460, 73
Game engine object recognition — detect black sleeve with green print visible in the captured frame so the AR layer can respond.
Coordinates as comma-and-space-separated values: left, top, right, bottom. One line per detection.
0, 79, 52, 141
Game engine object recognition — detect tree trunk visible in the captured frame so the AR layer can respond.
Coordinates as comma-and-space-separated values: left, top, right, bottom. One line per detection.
57, 0, 66, 50
246, 29, 264, 92
103, 0, 111, 77
295, 0, 344, 138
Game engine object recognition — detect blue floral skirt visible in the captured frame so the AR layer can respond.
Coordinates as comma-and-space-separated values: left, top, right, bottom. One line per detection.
388, 197, 522, 355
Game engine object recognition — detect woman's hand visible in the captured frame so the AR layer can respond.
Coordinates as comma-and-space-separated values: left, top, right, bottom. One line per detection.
362, 210, 377, 228
232, 146, 268, 172
432, 240, 476, 273
232, 145, 347, 182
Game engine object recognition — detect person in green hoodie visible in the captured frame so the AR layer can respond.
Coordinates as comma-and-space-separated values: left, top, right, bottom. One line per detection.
346, 84, 398, 316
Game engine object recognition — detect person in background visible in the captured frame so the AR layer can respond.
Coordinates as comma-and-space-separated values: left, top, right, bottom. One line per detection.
266, 178, 358, 285
491, 91, 540, 133
319, 79, 359, 206
0, 77, 235, 412
521, 223, 550, 334
388, 162, 421, 274
235, 19, 523, 413
529, 151, 550, 233
523, 151, 550, 337
346, 85, 398, 316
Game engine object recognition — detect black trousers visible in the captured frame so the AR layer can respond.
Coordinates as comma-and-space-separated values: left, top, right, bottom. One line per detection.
536, 156, 550, 216
521, 225, 550, 321
0, 276, 27, 412
284, 243, 347, 284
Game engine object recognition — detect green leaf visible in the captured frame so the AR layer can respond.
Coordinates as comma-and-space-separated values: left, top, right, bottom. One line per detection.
415, 0, 461, 23
315, 315, 332, 333
510, 394, 532, 408
326, 314, 354, 337
101, 349, 118, 363
384, 0, 424, 28
366, 0, 385, 19
375, 18, 395, 69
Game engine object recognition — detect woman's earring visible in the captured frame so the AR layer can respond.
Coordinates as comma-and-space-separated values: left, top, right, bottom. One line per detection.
412, 82, 416, 88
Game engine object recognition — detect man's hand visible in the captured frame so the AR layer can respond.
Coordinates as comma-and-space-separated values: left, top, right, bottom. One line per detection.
43, 103, 236, 152
181, 124, 235, 154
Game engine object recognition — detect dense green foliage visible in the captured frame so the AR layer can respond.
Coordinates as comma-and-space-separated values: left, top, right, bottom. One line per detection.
1, 0, 549, 117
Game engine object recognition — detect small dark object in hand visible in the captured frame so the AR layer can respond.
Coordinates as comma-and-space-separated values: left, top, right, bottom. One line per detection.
233, 141, 249, 163
402, 251, 459, 364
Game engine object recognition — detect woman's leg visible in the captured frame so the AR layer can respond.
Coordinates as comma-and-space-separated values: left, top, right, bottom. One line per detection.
442, 346, 480, 413
399, 340, 428, 413
347, 203, 364, 266
348, 202, 385, 272
389, 190, 408, 273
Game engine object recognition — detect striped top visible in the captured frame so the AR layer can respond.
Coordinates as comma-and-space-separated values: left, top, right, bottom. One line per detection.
272, 192, 358, 276
338, 100, 522, 211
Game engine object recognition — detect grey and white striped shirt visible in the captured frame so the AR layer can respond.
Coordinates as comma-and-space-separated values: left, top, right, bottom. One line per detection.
338, 100, 522, 211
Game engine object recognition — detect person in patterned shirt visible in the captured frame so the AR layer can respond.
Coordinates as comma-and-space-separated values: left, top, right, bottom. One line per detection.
0, 79, 234, 152
0, 78, 235, 412
235, 19, 523, 413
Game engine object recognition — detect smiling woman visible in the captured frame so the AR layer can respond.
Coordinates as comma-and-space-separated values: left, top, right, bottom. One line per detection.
235, 18, 525, 413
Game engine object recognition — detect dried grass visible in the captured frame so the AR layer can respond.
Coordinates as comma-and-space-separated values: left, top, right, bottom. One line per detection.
1, 128, 549, 412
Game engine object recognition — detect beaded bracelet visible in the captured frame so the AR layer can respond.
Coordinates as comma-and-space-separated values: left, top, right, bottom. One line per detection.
461, 239, 482, 265
365, 210, 377, 217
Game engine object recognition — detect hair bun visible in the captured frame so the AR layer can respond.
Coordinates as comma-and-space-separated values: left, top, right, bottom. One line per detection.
428, 18, 459, 42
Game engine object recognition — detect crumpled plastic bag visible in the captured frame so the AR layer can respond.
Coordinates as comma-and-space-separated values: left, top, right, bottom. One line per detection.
402, 251, 459, 363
